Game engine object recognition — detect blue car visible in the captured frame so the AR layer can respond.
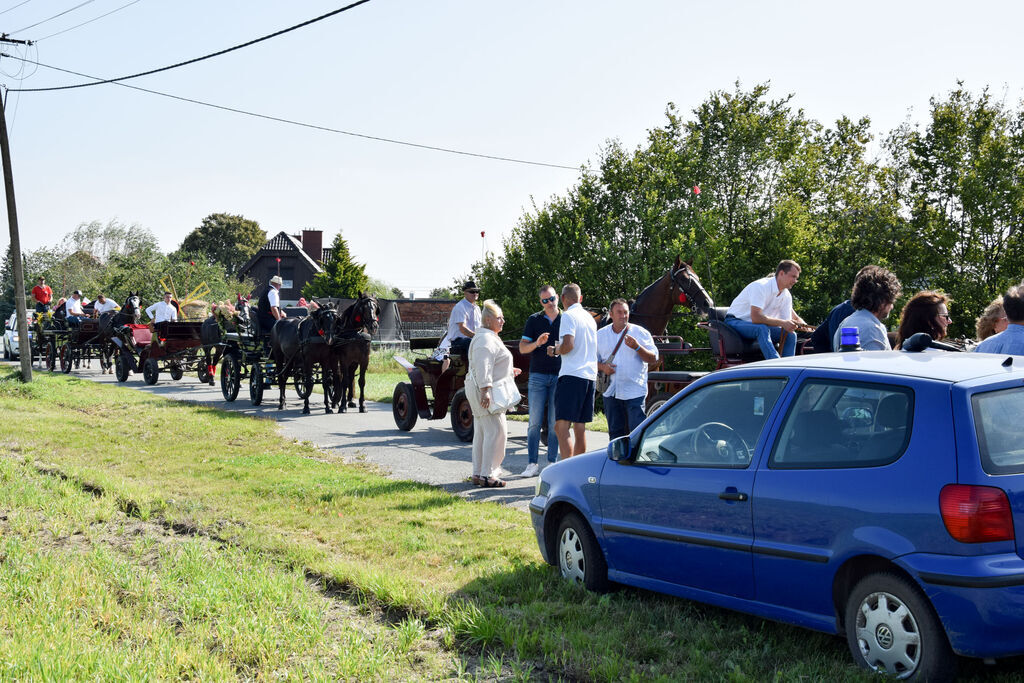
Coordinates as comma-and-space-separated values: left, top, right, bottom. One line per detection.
531, 351, 1024, 681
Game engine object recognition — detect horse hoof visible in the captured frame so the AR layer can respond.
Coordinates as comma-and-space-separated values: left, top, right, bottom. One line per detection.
359, 406, 367, 413
325, 408, 332, 414
347, 401, 356, 408
302, 408, 310, 415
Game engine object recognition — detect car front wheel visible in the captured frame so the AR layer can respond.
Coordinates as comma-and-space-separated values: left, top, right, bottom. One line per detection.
844, 572, 955, 682
555, 511, 611, 593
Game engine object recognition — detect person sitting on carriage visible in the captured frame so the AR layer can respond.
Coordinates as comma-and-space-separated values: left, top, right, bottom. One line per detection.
435, 281, 481, 360
256, 275, 285, 338
92, 293, 119, 317
32, 276, 52, 314
64, 290, 88, 326
146, 291, 179, 341
723, 260, 808, 359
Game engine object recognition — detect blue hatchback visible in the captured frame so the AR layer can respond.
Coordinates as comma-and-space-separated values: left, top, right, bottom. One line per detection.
530, 351, 1024, 681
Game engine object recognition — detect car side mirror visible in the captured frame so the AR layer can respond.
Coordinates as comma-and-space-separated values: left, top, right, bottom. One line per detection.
608, 436, 632, 462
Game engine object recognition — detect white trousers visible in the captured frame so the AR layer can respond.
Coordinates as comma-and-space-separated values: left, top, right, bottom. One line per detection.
471, 411, 506, 477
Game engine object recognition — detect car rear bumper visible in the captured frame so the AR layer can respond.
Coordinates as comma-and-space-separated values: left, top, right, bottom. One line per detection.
901, 552, 1024, 658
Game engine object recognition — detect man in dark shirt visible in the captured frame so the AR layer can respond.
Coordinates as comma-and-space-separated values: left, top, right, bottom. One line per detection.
518, 284, 561, 477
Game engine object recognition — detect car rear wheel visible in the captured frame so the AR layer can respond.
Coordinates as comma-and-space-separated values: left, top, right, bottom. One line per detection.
845, 572, 954, 682
556, 511, 611, 593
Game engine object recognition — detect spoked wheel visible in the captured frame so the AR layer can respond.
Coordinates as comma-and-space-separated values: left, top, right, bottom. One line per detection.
646, 392, 672, 417
845, 572, 955, 682
169, 364, 184, 381
197, 362, 212, 384
142, 357, 160, 385
59, 344, 72, 374
556, 512, 611, 592
220, 353, 241, 402
46, 341, 56, 371
393, 382, 418, 431
249, 363, 264, 406
293, 372, 313, 400
114, 351, 131, 382
450, 388, 474, 442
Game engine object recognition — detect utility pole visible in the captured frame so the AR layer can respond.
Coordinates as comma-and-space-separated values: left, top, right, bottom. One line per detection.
0, 35, 33, 381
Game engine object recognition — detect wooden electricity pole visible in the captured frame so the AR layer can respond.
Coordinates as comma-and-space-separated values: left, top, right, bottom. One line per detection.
0, 36, 34, 380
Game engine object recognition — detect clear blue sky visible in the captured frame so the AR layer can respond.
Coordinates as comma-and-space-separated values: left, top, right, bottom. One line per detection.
0, 0, 1021, 296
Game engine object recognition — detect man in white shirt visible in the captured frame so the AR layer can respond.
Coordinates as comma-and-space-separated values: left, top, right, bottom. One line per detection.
597, 299, 659, 440
438, 281, 481, 358
548, 283, 598, 458
723, 260, 807, 359
65, 290, 87, 325
93, 293, 119, 317
146, 291, 179, 325
256, 275, 285, 335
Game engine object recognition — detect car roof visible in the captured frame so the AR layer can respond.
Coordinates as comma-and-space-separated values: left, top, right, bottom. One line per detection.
731, 351, 1024, 384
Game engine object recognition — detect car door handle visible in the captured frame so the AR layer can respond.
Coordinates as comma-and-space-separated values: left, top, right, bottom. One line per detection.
719, 491, 748, 502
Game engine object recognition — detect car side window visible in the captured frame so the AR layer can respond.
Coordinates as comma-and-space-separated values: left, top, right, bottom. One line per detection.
635, 378, 787, 468
770, 379, 914, 469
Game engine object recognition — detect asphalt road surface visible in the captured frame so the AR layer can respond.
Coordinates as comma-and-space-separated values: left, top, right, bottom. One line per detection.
12, 360, 608, 512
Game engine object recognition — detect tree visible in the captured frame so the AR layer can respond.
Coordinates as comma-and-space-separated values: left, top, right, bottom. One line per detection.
302, 232, 368, 299
62, 219, 159, 264
364, 277, 404, 299
428, 285, 458, 299
177, 213, 266, 278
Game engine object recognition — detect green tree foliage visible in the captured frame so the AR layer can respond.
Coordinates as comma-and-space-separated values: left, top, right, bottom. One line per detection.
302, 232, 368, 299
428, 285, 459, 299
364, 277, 404, 299
177, 213, 266, 278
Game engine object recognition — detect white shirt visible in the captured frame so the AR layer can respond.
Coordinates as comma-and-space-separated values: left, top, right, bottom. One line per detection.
726, 275, 792, 322
440, 297, 481, 352
267, 286, 281, 309
65, 297, 84, 316
146, 301, 178, 324
94, 298, 119, 315
597, 323, 658, 400
558, 303, 598, 380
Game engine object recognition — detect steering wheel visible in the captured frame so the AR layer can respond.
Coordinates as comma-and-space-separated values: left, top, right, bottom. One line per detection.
690, 422, 750, 464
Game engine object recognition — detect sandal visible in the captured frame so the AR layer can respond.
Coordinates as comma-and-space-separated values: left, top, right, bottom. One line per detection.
471, 475, 484, 486
482, 477, 506, 488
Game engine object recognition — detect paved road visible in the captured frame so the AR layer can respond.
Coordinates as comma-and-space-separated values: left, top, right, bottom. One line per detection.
13, 361, 608, 511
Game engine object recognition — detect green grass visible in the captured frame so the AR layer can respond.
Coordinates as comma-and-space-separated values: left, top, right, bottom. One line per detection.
3, 369, 1019, 680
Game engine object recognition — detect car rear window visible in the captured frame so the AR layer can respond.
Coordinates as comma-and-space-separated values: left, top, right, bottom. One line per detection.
972, 387, 1024, 475
770, 379, 914, 469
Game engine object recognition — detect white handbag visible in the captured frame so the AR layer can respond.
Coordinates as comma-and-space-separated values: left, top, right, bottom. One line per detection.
487, 375, 522, 414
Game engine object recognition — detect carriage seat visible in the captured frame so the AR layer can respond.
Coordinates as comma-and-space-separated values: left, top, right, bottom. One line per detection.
706, 307, 765, 368
126, 324, 151, 348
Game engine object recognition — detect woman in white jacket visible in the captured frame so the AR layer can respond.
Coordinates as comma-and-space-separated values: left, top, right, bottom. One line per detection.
466, 300, 519, 487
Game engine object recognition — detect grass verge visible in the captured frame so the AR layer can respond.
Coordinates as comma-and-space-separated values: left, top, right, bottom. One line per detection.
5, 369, 1017, 680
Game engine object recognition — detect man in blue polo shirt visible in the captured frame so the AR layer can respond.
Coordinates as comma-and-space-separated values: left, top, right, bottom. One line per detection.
975, 286, 1024, 355
518, 284, 561, 477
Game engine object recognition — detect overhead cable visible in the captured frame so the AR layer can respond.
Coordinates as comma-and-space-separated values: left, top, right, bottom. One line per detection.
0, 0, 37, 18
11, 0, 372, 91
9, 0, 97, 35
1, 54, 579, 170
37, 0, 144, 42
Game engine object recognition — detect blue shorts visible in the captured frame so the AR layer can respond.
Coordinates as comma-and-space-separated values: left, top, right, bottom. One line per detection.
555, 375, 595, 423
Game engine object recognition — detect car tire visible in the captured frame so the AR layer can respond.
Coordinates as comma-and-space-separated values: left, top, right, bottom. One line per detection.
450, 388, 473, 442
556, 511, 611, 593
3, 341, 9, 360
393, 382, 418, 431
844, 572, 955, 682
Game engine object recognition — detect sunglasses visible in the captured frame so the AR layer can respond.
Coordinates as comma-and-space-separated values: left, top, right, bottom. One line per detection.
540, 295, 557, 304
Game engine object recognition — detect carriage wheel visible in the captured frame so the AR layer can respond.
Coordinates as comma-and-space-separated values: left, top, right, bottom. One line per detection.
392, 382, 418, 431
46, 341, 56, 371
114, 351, 131, 382
645, 392, 672, 417
293, 372, 314, 399
59, 344, 72, 374
142, 358, 160, 385
220, 353, 240, 402
450, 388, 474, 443
197, 362, 212, 384
169, 364, 184, 381
249, 363, 264, 406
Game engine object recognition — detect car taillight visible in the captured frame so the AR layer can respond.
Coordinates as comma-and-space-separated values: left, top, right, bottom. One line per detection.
940, 484, 1015, 543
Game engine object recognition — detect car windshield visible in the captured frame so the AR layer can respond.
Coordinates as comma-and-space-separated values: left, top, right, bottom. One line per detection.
973, 386, 1024, 474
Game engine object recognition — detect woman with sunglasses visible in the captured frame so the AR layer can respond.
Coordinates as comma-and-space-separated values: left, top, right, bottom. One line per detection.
895, 291, 953, 349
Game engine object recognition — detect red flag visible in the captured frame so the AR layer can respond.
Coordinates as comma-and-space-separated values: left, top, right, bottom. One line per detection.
693, 185, 701, 195
189, 260, 195, 266
480, 231, 485, 238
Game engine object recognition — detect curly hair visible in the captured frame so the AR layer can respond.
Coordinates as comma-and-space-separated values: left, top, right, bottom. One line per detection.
896, 291, 950, 348
975, 298, 1006, 341
851, 266, 902, 314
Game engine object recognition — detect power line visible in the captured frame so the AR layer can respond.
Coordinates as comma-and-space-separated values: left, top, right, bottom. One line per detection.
36, 0, 144, 42
9, 0, 97, 35
10, 0, 373, 91
0, 54, 580, 171
0, 0, 37, 18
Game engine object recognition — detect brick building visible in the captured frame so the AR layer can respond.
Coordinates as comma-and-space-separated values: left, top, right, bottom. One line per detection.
238, 229, 329, 304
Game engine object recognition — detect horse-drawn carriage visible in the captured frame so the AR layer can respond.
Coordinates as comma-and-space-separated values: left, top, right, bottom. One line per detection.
114, 320, 207, 385
36, 297, 138, 374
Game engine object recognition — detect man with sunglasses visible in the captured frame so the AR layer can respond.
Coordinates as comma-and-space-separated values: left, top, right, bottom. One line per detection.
518, 285, 561, 477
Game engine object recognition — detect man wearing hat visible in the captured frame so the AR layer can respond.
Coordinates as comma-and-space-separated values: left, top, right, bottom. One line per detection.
256, 275, 285, 336
440, 281, 481, 357
65, 290, 87, 325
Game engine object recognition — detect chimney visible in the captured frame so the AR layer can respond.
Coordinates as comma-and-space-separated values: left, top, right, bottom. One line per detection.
301, 230, 323, 263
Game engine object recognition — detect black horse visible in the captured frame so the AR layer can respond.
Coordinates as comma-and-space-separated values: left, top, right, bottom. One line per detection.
331, 293, 380, 414
270, 305, 340, 414
98, 292, 143, 372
